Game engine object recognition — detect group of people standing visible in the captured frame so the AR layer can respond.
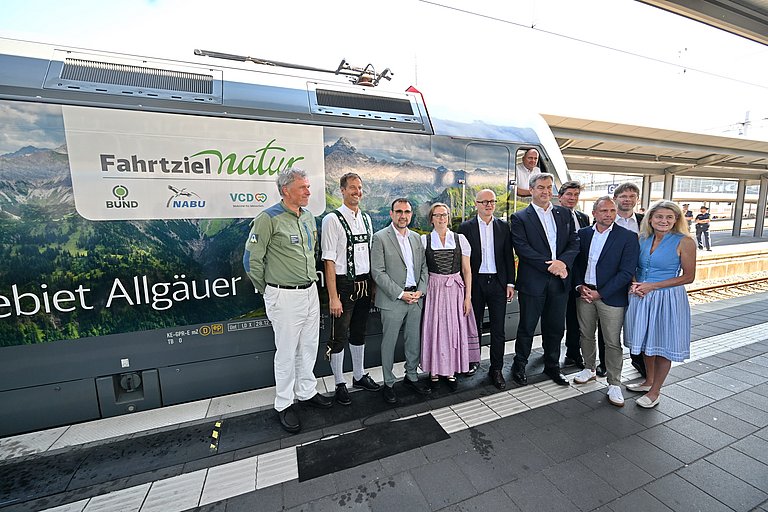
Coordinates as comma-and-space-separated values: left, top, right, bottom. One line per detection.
244, 166, 697, 434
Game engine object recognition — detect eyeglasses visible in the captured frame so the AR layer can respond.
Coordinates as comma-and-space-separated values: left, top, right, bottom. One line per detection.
476, 200, 496, 206
393, 209, 412, 215
432, 213, 449, 218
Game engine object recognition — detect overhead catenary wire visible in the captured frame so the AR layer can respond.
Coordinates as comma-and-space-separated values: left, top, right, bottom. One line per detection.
419, 0, 768, 91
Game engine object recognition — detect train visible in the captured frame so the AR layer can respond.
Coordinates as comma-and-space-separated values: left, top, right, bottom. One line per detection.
0, 38, 569, 436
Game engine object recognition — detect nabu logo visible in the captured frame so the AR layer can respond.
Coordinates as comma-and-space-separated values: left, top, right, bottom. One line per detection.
167, 185, 206, 208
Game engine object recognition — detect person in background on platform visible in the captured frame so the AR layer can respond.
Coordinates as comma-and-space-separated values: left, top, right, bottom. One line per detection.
604, 182, 647, 379
682, 203, 693, 232
321, 172, 381, 407
510, 173, 579, 387
420, 203, 478, 392
459, 189, 516, 390
558, 180, 591, 369
572, 197, 639, 407
515, 148, 541, 197
695, 205, 712, 251
370, 198, 431, 404
624, 200, 696, 408
244, 167, 332, 435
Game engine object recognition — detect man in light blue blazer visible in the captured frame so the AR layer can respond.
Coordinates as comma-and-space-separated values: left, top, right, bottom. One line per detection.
370, 198, 431, 404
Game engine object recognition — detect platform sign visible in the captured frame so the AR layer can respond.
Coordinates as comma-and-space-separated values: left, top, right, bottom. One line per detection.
607, 183, 618, 195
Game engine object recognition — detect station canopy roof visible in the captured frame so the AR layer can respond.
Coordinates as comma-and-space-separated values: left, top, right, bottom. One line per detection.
638, 0, 768, 47
543, 114, 768, 182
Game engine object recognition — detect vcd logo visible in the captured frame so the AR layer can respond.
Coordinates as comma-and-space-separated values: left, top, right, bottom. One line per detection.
106, 185, 139, 209
167, 185, 206, 208
229, 192, 267, 204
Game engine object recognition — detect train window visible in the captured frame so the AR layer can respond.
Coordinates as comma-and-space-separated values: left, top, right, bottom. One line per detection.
513, 147, 549, 203
463, 143, 511, 220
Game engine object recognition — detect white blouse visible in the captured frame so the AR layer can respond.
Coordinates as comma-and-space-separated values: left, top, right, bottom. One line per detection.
420, 230, 471, 257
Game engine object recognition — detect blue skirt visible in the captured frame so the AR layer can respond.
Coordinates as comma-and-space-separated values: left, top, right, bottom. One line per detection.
624, 285, 691, 362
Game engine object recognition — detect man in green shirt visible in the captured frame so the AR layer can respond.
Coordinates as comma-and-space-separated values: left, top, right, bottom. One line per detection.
244, 167, 332, 434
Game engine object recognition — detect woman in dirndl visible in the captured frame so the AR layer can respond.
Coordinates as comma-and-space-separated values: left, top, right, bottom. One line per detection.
420, 203, 479, 391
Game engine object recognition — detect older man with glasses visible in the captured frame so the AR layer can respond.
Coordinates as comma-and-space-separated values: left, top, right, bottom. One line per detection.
458, 189, 515, 389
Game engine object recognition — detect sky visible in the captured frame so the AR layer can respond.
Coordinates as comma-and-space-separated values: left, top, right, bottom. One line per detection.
1, 0, 767, 141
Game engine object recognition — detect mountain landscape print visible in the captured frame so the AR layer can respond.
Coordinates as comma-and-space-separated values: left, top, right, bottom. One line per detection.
0, 102, 514, 347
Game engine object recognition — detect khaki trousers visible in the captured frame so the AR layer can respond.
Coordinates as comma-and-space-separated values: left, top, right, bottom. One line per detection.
576, 298, 625, 386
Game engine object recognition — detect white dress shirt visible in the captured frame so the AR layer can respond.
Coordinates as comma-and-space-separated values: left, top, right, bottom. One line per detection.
321, 204, 370, 275
532, 202, 558, 260
515, 163, 541, 190
477, 216, 497, 273
585, 224, 614, 286
615, 213, 639, 234
392, 224, 416, 287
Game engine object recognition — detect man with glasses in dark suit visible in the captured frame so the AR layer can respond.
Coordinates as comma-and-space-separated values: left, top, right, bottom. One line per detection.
459, 189, 516, 389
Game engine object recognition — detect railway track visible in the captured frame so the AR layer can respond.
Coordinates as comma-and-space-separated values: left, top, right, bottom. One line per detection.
687, 276, 768, 304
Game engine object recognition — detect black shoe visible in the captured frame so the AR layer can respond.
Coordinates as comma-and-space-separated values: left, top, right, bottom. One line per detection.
352, 373, 381, 391
544, 368, 570, 386
631, 356, 647, 378
447, 377, 458, 392
277, 406, 301, 434
335, 383, 351, 406
383, 385, 397, 404
402, 377, 432, 396
465, 362, 480, 376
429, 378, 440, 390
512, 365, 528, 386
489, 369, 507, 390
300, 392, 333, 409
563, 355, 585, 369
596, 364, 607, 377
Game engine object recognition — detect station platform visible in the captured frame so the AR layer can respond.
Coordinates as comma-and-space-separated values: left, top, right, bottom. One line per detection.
695, 230, 768, 251
2, 290, 768, 512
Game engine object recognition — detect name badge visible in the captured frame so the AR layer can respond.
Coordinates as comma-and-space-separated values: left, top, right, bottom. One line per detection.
290, 234, 300, 244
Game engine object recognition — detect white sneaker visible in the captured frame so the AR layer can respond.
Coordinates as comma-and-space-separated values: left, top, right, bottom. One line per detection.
607, 385, 625, 407
573, 368, 597, 384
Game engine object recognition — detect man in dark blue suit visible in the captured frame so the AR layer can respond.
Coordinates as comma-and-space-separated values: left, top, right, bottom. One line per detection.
510, 173, 579, 386
558, 180, 591, 369
459, 189, 516, 390
572, 196, 639, 407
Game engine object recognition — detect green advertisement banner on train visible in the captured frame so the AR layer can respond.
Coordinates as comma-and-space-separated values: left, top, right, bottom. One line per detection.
0, 101, 513, 347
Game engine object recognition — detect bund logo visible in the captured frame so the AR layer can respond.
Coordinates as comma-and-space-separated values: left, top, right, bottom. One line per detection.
167, 185, 206, 208
106, 184, 139, 209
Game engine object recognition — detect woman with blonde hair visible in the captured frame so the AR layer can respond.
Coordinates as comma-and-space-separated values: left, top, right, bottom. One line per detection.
624, 200, 696, 408
420, 203, 479, 391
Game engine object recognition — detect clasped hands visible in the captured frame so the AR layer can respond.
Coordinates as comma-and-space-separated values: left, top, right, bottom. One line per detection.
578, 286, 600, 304
546, 259, 568, 279
629, 281, 654, 298
401, 290, 422, 304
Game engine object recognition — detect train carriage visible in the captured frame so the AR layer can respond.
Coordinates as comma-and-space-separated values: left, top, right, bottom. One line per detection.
0, 38, 568, 435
